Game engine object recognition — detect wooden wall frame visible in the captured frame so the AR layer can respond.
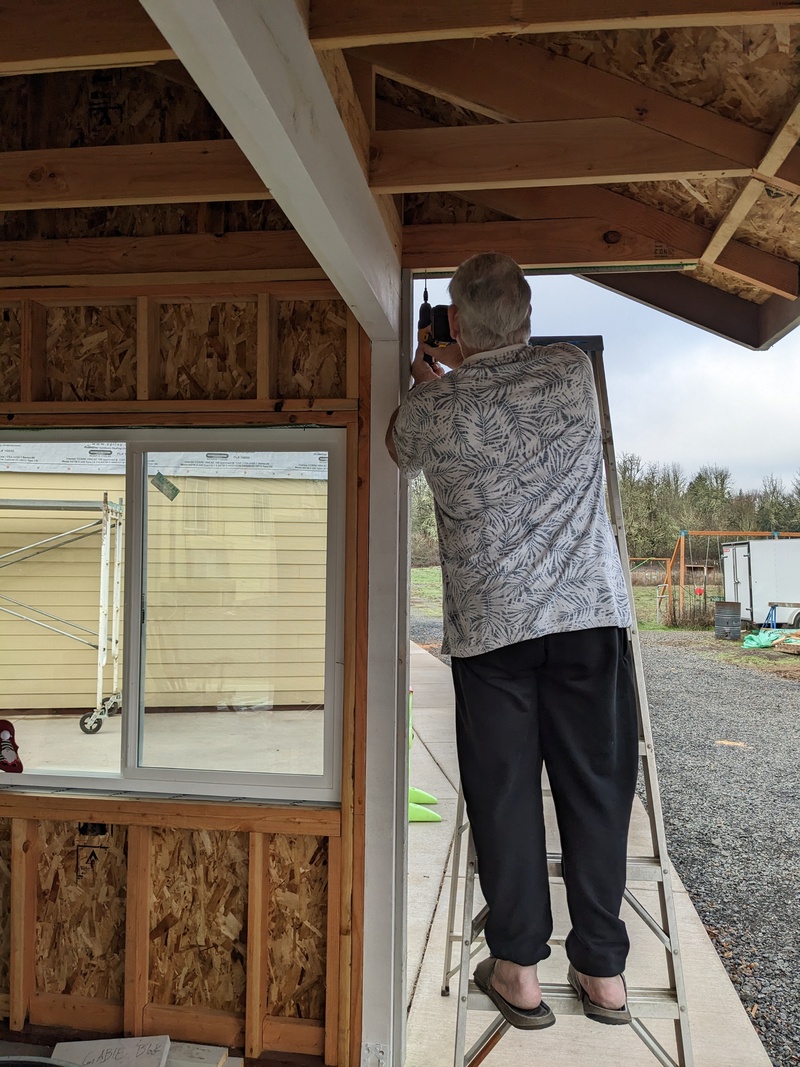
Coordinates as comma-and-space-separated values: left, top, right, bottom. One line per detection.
0, 279, 373, 1066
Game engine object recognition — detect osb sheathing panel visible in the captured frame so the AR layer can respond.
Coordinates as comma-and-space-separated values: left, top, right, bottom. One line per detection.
606, 178, 745, 231
537, 26, 800, 132
0, 307, 21, 403
149, 828, 248, 1012
276, 300, 347, 399
0, 67, 223, 153
377, 74, 496, 128
36, 821, 127, 1000
691, 261, 768, 303
734, 188, 800, 264
0, 201, 293, 242
161, 302, 258, 401
46, 305, 137, 401
0, 819, 10, 999
404, 191, 512, 226
267, 835, 327, 1021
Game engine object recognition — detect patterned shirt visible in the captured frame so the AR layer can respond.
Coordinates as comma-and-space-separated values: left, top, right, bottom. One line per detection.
393, 342, 632, 657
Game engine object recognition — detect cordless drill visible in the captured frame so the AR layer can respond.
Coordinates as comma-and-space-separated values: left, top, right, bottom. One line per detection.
417, 285, 454, 365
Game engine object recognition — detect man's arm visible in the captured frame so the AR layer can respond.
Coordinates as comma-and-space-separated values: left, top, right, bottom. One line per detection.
385, 342, 445, 468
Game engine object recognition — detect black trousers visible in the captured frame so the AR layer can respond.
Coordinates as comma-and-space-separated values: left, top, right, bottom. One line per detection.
451, 626, 639, 977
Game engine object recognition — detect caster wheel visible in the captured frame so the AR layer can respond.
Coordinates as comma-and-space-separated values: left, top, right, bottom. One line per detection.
80, 713, 103, 734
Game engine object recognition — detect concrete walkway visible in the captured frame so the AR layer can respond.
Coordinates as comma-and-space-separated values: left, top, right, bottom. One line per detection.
406, 642, 772, 1067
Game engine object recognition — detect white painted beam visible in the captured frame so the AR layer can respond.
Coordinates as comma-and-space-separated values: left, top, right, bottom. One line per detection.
139, 0, 400, 342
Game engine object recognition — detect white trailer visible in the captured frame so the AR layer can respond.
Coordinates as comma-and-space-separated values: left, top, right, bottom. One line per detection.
722, 539, 800, 628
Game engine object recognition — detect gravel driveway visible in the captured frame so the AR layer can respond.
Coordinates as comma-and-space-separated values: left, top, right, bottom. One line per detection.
410, 615, 800, 1067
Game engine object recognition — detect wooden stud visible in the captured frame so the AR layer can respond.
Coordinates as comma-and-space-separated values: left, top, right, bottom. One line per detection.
316, 48, 370, 174
0, 0, 174, 75
245, 833, 269, 1059
344, 54, 376, 132
123, 825, 152, 1037
9, 819, 38, 1031
347, 326, 372, 1067
142, 1003, 245, 1047
337, 418, 359, 1067
20, 300, 47, 403
0, 141, 268, 212
30, 993, 124, 1033
345, 309, 360, 401
370, 119, 750, 195
256, 293, 279, 401
0, 232, 318, 286
310, 0, 800, 48
0, 281, 334, 306
136, 297, 162, 402
0, 794, 341, 836
262, 1017, 325, 1056
324, 835, 343, 1067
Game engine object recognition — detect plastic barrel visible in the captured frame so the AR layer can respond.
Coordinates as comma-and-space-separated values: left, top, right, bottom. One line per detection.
714, 601, 741, 640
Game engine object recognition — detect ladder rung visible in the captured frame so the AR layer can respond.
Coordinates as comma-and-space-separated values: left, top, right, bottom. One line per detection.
468, 981, 681, 1020
546, 853, 665, 882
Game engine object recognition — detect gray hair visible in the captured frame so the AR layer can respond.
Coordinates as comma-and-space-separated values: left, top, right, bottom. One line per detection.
448, 253, 531, 352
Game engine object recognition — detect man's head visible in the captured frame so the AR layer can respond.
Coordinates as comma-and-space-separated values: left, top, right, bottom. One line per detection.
448, 253, 531, 356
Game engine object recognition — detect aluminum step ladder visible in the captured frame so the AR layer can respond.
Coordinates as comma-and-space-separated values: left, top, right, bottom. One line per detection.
440, 338, 693, 1067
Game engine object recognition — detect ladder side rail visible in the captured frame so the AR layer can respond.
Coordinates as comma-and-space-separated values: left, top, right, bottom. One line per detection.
591, 351, 693, 1066
442, 785, 467, 994
453, 829, 480, 1067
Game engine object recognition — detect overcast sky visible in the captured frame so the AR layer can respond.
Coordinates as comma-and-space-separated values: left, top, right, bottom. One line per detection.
413, 274, 800, 493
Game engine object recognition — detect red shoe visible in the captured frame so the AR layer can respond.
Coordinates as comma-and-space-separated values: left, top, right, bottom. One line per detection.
0, 720, 23, 773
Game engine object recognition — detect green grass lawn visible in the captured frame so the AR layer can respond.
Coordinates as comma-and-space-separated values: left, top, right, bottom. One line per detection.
410, 566, 719, 632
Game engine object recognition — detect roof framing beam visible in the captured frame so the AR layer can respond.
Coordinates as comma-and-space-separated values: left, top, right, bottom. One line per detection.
370, 120, 750, 194
356, 37, 800, 184
702, 96, 800, 267
310, 1, 800, 49
0, 231, 319, 287
376, 101, 797, 298
402, 218, 699, 271
0, 0, 175, 75
140, 0, 400, 341
0, 141, 267, 210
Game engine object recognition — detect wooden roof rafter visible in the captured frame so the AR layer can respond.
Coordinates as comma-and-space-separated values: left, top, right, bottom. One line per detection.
309, 0, 800, 48
0, 0, 175, 76
376, 101, 798, 299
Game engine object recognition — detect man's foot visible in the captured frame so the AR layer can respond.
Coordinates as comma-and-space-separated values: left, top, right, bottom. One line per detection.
492, 958, 542, 1010
474, 958, 556, 1031
567, 964, 631, 1024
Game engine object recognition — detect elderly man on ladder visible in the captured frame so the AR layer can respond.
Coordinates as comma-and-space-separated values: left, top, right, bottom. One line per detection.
386, 253, 637, 1031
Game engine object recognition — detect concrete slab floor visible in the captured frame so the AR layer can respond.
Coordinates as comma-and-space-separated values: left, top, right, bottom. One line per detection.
406, 643, 771, 1067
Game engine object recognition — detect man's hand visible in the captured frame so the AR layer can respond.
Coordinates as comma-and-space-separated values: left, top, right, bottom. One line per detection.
411, 342, 445, 384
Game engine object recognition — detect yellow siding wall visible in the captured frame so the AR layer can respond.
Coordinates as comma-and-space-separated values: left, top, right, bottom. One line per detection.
0, 472, 326, 710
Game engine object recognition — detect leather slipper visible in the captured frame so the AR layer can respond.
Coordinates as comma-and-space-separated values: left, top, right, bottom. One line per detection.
473, 958, 555, 1031
567, 963, 631, 1025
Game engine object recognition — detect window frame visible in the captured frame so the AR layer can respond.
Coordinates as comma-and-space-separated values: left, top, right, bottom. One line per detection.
0, 426, 345, 804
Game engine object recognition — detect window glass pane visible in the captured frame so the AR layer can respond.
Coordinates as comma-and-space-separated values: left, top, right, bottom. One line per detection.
141, 450, 328, 776
0, 442, 125, 775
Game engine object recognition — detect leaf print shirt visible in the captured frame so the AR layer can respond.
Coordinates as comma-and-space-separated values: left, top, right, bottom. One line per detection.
393, 342, 632, 657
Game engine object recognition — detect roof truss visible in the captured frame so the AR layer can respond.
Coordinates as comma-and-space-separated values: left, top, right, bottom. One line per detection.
310, 0, 800, 48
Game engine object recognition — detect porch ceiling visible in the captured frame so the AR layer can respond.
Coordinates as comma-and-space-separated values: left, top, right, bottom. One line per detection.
1, 1, 799, 348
